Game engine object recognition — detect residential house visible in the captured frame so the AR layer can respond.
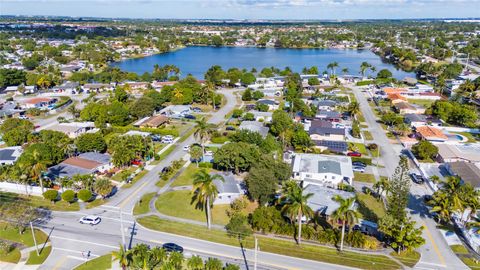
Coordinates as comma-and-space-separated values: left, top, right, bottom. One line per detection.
3, 85, 36, 95
292, 153, 354, 187
82, 83, 114, 92
387, 93, 408, 104
394, 102, 426, 115
437, 144, 480, 163
257, 99, 279, 111
0, 102, 24, 119
315, 110, 341, 122
304, 185, 355, 216
415, 126, 448, 142
0, 146, 23, 165
404, 114, 442, 127
22, 97, 57, 109
313, 140, 348, 154
258, 88, 282, 97
403, 77, 418, 86
212, 172, 243, 205
133, 115, 168, 128
160, 105, 192, 118
446, 162, 480, 189
316, 100, 338, 111
47, 152, 113, 179
248, 111, 273, 123
308, 120, 345, 142
52, 82, 80, 94
47, 122, 98, 139
239, 121, 270, 138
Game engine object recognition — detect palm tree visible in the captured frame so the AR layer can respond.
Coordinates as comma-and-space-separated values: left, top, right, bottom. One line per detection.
360, 62, 371, 78
347, 101, 360, 117
189, 145, 203, 167
341, 68, 349, 75
370, 66, 377, 76
327, 61, 339, 77
194, 118, 216, 161
330, 195, 360, 251
168, 251, 184, 269
112, 244, 131, 270
204, 81, 216, 110
279, 181, 314, 245
31, 149, 47, 192
172, 88, 183, 101
429, 192, 453, 222
67, 105, 80, 119
191, 170, 224, 229
204, 257, 223, 270
373, 177, 390, 198
187, 255, 204, 270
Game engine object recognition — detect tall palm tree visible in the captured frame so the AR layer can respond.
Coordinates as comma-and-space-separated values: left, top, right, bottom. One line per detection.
327, 61, 339, 77
373, 177, 390, 198
370, 66, 377, 75
172, 88, 183, 101
330, 195, 360, 251
347, 101, 360, 117
204, 81, 216, 110
429, 192, 453, 223
112, 243, 131, 270
191, 170, 224, 229
31, 149, 47, 192
194, 118, 216, 161
341, 68, 349, 75
360, 62, 371, 78
279, 181, 314, 245
67, 105, 80, 119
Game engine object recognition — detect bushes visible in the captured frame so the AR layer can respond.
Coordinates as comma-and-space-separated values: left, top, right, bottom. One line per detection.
78, 189, 93, 202
61, 190, 76, 204
43, 190, 58, 202
356, 80, 374, 86
351, 157, 372, 165
198, 162, 213, 168
111, 125, 179, 136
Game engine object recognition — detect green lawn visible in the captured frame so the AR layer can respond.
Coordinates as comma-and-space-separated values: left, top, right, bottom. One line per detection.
138, 216, 401, 270
122, 169, 149, 189
390, 250, 421, 268
0, 247, 21, 263
85, 198, 107, 209
407, 99, 435, 108
356, 193, 386, 223
363, 130, 374, 141
158, 145, 177, 161
354, 173, 376, 183
156, 190, 230, 225
154, 143, 167, 153
133, 192, 156, 215
74, 254, 112, 270
0, 223, 49, 247
111, 167, 136, 182
26, 245, 51, 265
450, 244, 469, 254
461, 257, 480, 269
350, 143, 369, 156
0, 191, 80, 211
172, 164, 211, 187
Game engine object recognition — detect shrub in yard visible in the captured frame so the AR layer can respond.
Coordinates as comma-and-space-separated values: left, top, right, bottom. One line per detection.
78, 189, 93, 202
199, 162, 213, 168
0, 240, 13, 255
367, 143, 378, 151
43, 190, 58, 203
61, 190, 76, 204
351, 157, 372, 165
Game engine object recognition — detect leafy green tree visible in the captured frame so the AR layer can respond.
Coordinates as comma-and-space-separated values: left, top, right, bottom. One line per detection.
213, 142, 261, 173
279, 181, 314, 245
245, 166, 277, 205
130, 96, 155, 118
412, 140, 438, 160
61, 190, 76, 204
191, 170, 224, 229
291, 128, 312, 151
187, 255, 203, 270
330, 195, 360, 251
94, 178, 113, 199
241, 72, 256, 85
0, 118, 34, 146
211, 35, 223, 47
241, 88, 252, 101
271, 110, 293, 147
204, 65, 225, 86
0, 69, 27, 88
347, 101, 360, 117
387, 157, 411, 222
43, 190, 58, 203
226, 213, 252, 240
190, 145, 203, 166
75, 133, 107, 153
308, 77, 320, 86
376, 69, 392, 79
77, 189, 92, 202
379, 215, 425, 253
252, 90, 264, 100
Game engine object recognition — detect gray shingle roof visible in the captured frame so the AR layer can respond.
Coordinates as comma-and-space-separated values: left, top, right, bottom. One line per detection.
318, 160, 342, 175
78, 152, 111, 165
0, 149, 16, 161
211, 173, 240, 194
305, 185, 356, 216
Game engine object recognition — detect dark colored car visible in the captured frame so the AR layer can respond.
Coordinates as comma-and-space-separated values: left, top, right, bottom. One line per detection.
162, 243, 183, 253
423, 194, 433, 203
192, 107, 202, 113
410, 173, 425, 184
226, 126, 236, 131
352, 161, 366, 167
151, 135, 162, 141
184, 114, 196, 120
347, 152, 362, 157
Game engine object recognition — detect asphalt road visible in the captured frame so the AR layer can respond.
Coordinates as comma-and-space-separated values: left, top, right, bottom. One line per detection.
350, 85, 468, 270
40, 89, 355, 270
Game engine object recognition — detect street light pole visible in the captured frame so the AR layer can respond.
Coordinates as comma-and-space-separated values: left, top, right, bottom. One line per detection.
254, 236, 258, 270
30, 222, 39, 256
119, 208, 126, 250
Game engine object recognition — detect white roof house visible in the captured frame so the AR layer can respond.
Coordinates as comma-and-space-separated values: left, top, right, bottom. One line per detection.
46, 122, 98, 139
437, 143, 480, 163
304, 185, 356, 216
292, 153, 354, 187
248, 111, 273, 123
239, 121, 270, 138
160, 105, 192, 118
0, 146, 23, 165
211, 172, 243, 205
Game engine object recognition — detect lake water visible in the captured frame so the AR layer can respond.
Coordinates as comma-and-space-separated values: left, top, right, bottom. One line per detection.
112, 46, 413, 80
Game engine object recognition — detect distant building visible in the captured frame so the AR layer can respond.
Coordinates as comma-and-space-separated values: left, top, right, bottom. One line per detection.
212, 172, 243, 205
403, 114, 442, 127
315, 110, 341, 122
133, 115, 168, 128
415, 126, 448, 142
446, 162, 480, 189
46, 122, 98, 139
304, 185, 355, 216
292, 153, 354, 187
394, 102, 425, 115
239, 121, 270, 138
257, 99, 279, 111
437, 144, 480, 163
160, 105, 192, 118
47, 152, 113, 179
0, 146, 23, 165
314, 140, 348, 154
308, 120, 345, 142
0, 102, 24, 119
82, 83, 114, 92
22, 97, 57, 109
316, 100, 338, 111
248, 111, 273, 123
3, 85, 36, 95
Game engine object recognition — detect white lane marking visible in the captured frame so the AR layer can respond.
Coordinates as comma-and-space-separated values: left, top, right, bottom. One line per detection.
51, 236, 117, 249
54, 247, 100, 258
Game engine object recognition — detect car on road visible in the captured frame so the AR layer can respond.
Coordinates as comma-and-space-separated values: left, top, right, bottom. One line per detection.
347, 151, 362, 157
409, 173, 425, 184
192, 107, 202, 113
352, 161, 366, 167
352, 166, 366, 173
183, 145, 190, 151
162, 243, 183, 253
226, 126, 235, 131
131, 159, 143, 166
79, 215, 101, 225
151, 135, 162, 141
184, 114, 196, 120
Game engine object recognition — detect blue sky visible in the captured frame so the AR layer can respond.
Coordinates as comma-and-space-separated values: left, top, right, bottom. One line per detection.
1, 0, 479, 20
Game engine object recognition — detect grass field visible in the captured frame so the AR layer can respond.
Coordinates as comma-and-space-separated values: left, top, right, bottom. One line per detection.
390, 250, 421, 268
122, 169, 149, 189
407, 99, 435, 108
155, 190, 230, 225
356, 193, 386, 223
0, 223, 49, 247
133, 192, 156, 215
111, 167, 136, 182
171, 164, 212, 187
363, 130, 374, 141
0, 247, 21, 263
0, 191, 80, 211
350, 143, 369, 156
26, 245, 52, 265
74, 254, 112, 270
85, 198, 106, 209
354, 173, 376, 183
138, 216, 401, 270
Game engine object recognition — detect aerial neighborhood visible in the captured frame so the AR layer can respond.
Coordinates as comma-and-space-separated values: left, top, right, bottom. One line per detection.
0, 14, 479, 270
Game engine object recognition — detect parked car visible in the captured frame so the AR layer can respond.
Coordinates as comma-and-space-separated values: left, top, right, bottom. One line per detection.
183, 145, 190, 151
226, 126, 236, 131
409, 173, 425, 184
423, 194, 433, 203
151, 135, 162, 141
184, 114, 196, 120
347, 152, 362, 157
192, 107, 202, 113
352, 166, 366, 173
162, 243, 183, 253
79, 215, 101, 225
131, 159, 143, 166
352, 161, 366, 167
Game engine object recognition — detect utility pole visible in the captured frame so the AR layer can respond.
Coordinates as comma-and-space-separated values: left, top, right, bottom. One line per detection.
119, 208, 126, 250
254, 236, 258, 270
30, 222, 39, 256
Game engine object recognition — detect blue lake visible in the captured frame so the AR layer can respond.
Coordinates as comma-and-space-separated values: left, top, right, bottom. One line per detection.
112, 46, 413, 80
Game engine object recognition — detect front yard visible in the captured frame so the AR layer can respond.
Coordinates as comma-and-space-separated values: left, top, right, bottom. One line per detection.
0, 191, 80, 212
171, 164, 211, 187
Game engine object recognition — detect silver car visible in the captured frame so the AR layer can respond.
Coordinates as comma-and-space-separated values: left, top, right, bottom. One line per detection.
79, 215, 101, 225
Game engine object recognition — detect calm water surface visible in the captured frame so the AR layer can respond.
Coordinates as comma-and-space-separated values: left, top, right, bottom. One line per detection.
112, 46, 413, 80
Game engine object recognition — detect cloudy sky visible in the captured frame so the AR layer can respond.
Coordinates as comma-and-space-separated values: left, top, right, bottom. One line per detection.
1, 0, 479, 20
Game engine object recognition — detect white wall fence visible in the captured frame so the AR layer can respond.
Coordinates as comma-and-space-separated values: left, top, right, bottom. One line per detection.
0, 182, 44, 196
439, 126, 480, 134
